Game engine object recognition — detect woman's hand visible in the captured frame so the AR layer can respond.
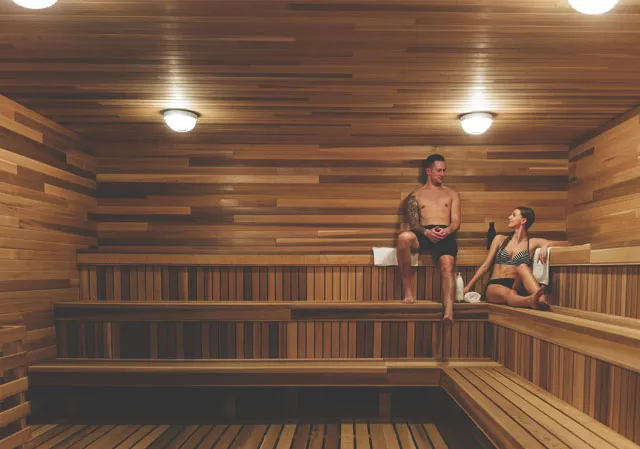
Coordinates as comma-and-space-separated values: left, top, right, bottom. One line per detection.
538, 245, 549, 264
463, 285, 471, 294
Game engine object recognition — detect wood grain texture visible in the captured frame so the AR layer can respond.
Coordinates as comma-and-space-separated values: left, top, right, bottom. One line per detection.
55, 315, 491, 361
92, 145, 568, 254
0, 325, 31, 449
25, 423, 450, 449
0, 95, 96, 365
568, 113, 640, 249
77, 264, 488, 303
493, 325, 640, 445
442, 366, 638, 449
0, 1, 639, 147
552, 266, 640, 319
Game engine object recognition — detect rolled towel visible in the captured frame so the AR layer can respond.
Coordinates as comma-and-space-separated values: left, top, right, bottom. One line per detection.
373, 247, 419, 266
532, 247, 551, 285
464, 291, 482, 303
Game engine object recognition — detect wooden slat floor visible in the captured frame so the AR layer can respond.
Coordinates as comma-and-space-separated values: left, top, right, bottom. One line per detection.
27, 422, 450, 449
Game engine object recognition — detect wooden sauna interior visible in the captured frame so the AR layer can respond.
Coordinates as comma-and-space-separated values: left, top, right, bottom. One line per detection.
0, 1, 640, 448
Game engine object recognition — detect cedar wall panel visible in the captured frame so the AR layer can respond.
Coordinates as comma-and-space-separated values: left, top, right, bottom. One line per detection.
78, 264, 488, 303
94, 144, 568, 254
58, 319, 491, 361
552, 266, 640, 319
568, 113, 640, 248
494, 325, 640, 445
0, 95, 97, 364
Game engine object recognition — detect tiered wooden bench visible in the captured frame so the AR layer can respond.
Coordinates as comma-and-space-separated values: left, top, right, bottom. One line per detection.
442, 366, 638, 449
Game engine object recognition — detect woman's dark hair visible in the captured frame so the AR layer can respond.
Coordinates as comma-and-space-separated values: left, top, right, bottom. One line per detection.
499, 206, 536, 251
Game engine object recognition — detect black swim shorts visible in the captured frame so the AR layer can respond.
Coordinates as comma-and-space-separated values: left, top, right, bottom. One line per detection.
411, 224, 458, 260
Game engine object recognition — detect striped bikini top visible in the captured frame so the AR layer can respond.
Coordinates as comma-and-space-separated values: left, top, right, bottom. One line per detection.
495, 238, 531, 266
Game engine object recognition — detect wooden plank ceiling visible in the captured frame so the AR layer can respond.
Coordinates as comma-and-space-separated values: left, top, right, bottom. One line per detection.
0, 0, 639, 148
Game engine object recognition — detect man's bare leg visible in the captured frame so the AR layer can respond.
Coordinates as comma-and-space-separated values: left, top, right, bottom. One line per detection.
397, 232, 419, 304
439, 255, 455, 323
516, 264, 550, 309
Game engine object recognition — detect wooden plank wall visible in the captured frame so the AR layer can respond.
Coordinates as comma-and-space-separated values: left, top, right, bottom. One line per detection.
94, 144, 568, 254
552, 266, 640, 319
493, 325, 640, 445
0, 95, 96, 364
78, 265, 487, 303
57, 319, 492, 361
568, 112, 640, 249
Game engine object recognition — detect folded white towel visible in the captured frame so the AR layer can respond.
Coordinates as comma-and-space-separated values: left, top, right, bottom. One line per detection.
373, 248, 418, 266
532, 247, 551, 285
464, 291, 482, 303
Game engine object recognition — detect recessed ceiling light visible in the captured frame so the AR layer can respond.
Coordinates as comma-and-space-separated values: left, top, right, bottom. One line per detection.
568, 0, 619, 14
162, 109, 200, 133
459, 112, 495, 135
12, 0, 58, 9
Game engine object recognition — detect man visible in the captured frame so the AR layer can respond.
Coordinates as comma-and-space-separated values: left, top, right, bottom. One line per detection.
397, 154, 461, 323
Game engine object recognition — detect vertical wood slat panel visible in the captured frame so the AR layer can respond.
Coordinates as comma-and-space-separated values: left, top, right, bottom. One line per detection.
58, 319, 489, 363
493, 323, 640, 445
79, 264, 486, 302
552, 266, 640, 319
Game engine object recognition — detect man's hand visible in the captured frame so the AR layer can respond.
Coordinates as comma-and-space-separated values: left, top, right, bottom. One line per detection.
433, 226, 450, 239
424, 228, 444, 243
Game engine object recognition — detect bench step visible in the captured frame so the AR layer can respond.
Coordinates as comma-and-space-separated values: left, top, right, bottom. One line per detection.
442, 367, 638, 449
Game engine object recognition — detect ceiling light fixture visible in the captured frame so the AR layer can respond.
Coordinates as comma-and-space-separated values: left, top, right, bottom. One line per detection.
568, 0, 619, 14
12, 0, 57, 9
459, 111, 495, 135
162, 109, 200, 133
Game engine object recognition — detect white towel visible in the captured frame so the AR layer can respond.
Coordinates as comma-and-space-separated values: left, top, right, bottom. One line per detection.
373, 248, 418, 266
532, 247, 551, 285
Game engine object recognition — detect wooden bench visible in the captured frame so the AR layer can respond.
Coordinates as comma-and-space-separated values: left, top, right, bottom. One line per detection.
442, 366, 638, 449
29, 359, 501, 421
53, 302, 491, 361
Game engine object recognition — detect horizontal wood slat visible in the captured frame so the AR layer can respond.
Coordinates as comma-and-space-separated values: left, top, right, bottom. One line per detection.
29, 359, 500, 388
0, 324, 31, 449
91, 144, 568, 255
0, 95, 95, 365
1, 2, 639, 147
568, 114, 640, 250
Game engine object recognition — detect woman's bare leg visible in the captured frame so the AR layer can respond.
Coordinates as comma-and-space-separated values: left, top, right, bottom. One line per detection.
486, 284, 544, 309
516, 264, 549, 308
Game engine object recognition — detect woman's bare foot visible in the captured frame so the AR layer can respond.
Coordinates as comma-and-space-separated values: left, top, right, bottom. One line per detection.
538, 294, 551, 310
402, 296, 416, 304
528, 286, 545, 309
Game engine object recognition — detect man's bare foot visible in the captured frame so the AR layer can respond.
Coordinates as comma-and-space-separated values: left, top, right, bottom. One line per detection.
442, 306, 454, 324
402, 296, 415, 304
528, 286, 545, 309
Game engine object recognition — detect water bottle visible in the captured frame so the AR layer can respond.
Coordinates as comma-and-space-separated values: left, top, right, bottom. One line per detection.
487, 222, 496, 248
456, 273, 464, 302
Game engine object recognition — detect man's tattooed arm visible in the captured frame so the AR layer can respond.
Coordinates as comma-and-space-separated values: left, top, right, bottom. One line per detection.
406, 193, 424, 234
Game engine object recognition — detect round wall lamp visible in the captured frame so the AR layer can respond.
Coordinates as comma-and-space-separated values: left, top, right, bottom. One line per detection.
12, 0, 57, 8
568, 0, 619, 14
162, 109, 200, 133
459, 111, 495, 135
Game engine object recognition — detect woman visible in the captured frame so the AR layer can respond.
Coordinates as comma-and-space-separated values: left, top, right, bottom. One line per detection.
464, 207, 570, 309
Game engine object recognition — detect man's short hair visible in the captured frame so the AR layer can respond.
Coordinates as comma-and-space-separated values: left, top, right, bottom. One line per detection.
424, 154, 445, 170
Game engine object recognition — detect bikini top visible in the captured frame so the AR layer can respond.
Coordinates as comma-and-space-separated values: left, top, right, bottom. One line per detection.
495, 238, 531, 266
